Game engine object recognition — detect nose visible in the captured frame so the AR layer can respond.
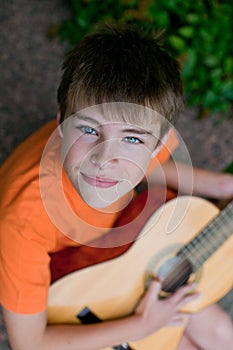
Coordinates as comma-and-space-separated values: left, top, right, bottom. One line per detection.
90, 139, 119, 168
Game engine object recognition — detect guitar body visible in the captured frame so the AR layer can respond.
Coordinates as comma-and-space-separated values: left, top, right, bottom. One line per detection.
48, 196, 233, 350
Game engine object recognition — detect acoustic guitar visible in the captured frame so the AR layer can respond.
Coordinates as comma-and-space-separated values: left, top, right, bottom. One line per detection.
48, 187, 233, 350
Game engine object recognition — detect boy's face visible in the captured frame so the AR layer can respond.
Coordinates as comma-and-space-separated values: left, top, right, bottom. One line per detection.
60, 105, 161, 209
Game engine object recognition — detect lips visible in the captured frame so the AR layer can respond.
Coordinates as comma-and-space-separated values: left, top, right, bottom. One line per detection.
81, 173, 119, 188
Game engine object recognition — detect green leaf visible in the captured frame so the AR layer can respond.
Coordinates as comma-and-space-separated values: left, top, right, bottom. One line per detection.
168, 35, 186, 52
186, 13, 200, 24
210, 68, 221, 79
203, 90, 217, 107
223, 58, 233, 74
204, 56, 219, 68
221, 81, 233, 100
178, 26, 194, 39
182, 49, 197, 77
224, 162, 233, 174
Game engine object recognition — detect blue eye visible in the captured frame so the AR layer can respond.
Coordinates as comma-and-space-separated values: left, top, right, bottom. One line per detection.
81, 126, 97, 135
124, 136, 142, 144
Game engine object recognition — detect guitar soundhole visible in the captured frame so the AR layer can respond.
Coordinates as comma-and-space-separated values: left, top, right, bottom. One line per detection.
158, 256, 193, 295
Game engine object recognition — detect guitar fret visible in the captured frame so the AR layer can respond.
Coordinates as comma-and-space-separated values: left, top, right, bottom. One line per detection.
180, 200, 233, 270
219, 214, 232, 239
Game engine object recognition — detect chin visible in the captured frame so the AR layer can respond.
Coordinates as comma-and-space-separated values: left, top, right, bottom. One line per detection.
78, 179, 135, 209
81, 192, 119, 209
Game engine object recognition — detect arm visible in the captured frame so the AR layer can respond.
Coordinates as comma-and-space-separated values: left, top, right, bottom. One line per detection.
2, 282, 199, 350
147, 159, 233, 199
2, 307, 140, 350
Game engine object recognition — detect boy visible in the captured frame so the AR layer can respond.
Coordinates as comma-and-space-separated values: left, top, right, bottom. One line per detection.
0, 24, 233, 350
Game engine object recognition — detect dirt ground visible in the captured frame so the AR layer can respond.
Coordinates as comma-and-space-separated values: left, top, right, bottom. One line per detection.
0, 1, 232, 348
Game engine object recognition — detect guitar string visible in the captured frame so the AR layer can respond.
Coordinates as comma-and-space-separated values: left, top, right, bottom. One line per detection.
179, 202, 233, 270
198, 202, 233, 300
195, 240, 233, 307
195, 213, 231, 263
180, 222, 231, 270
197, 205, 232, 262
159, 202, 233, 293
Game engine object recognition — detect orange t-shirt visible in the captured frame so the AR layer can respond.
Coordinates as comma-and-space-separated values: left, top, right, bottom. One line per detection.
0, 120, 178, 314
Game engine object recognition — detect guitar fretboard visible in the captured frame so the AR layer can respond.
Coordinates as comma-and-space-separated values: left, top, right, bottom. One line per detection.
179, 201, 233, 270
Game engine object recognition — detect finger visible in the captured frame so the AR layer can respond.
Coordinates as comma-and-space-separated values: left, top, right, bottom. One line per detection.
170, 283, 198, 304
173, 311, 192, 320
168, 313, 192, 327
136, 280, 161, 310
178, 291, 201, 309
168, 317, 189, 328
147, 280, 162, 300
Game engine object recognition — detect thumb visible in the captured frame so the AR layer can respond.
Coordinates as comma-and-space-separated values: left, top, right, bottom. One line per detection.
135, 279, 161, 313
147, 280, 161, 300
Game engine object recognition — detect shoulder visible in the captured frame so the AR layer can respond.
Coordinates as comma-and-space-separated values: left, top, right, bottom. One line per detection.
0, 120, 60, 244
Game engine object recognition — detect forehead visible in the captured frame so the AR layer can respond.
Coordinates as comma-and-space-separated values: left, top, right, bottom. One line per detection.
70, 102, 163, 134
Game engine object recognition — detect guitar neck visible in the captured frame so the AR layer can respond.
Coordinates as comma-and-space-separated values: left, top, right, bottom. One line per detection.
179, 200, 233, 270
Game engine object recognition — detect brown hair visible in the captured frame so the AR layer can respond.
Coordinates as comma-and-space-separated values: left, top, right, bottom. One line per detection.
57, 23, 184, 134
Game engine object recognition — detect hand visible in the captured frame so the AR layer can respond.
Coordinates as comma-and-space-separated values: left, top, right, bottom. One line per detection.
134, 281, 200, 338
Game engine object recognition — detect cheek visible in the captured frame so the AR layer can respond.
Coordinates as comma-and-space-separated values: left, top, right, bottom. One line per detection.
62, 141, 87, 172
124, 157, 150, 184
126, 150, 151, 175
61, 128, 89, 165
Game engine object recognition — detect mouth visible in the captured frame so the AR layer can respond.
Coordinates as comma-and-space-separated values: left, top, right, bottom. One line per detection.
81, 173, 120, 188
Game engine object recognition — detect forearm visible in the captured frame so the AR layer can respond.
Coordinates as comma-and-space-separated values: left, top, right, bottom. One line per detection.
146, 159, 193, 196
7, 314, 142, 350
148, 159, 233, 199
41, 316, 140, 350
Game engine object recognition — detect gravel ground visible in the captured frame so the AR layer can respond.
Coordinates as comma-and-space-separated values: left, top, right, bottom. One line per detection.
0, 1, 232, 348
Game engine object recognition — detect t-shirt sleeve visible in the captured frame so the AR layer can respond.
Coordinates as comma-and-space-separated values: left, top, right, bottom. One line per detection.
0, 212, 52, 314
0, 121, 58, 314
146, 128, 179, 174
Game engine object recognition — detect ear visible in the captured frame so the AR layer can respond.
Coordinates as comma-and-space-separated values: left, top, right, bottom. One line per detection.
56, 111, 63, 137
151, 129, 171, 158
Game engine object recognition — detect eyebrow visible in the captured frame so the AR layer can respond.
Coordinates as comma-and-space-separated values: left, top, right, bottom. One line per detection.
74, 114, 99, 124
121, 128, 153, 135
74, 114, 154, 135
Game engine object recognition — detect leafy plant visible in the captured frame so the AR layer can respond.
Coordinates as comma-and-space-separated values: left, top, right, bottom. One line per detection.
224, 161, 233, 174
58, 0, 139, 44
57, 0, 233, 117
